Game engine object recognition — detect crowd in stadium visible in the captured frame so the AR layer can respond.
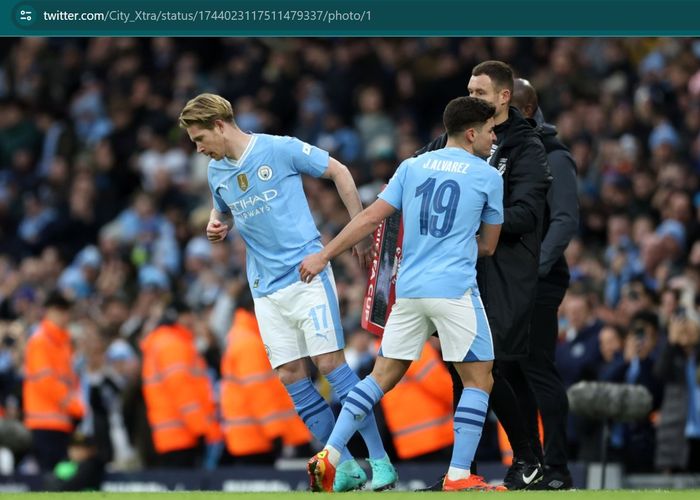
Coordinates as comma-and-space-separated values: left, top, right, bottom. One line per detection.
1, 37, 700, 479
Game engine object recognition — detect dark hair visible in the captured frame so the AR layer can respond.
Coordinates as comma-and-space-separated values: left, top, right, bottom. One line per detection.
44, 290, 72, 310
161, 299, 193, 325
472, 60, 515, 94
630, 310, 659, 331
443, 96, 496, 137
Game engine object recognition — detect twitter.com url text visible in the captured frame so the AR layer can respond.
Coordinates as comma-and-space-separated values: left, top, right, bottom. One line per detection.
41, 9, 372, 24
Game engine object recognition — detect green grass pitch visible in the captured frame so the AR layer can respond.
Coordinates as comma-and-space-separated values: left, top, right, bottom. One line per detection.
0, 491, 698, 500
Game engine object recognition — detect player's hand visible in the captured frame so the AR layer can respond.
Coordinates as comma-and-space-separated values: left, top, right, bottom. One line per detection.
300, 253, 328, 284
206, 219, 229, 242
352, 235, 373, 269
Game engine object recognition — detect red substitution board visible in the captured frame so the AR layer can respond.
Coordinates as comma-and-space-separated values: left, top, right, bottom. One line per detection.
361, 211, 403, 336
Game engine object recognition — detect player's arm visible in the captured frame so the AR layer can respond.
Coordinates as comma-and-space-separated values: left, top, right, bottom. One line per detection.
538, 149, 578, 276
207, 208, 231, 243
300, 199, 396, 283
477, 222, 502, 257
478, 169, 504, 257
321, 157, 373, 268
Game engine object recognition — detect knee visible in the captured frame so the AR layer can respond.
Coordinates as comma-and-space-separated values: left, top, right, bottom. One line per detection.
277, 369, 299, 386
313, 351, 345, 376
276, 361, 306, 386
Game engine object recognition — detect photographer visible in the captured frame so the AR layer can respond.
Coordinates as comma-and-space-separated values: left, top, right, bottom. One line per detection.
654, 305, 700, 472
599, 311, 663, 471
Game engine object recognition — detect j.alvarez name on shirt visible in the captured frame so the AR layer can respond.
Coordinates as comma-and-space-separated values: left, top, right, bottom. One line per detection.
227, 189, 278, 220
421, 159, 473, 174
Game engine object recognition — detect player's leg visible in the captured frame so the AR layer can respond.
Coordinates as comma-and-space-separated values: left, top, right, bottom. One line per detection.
322, 355, 411, 462
430, 291, 504, 492
446, 360, 500, 490
300, 266, 396, 490
254, 294, 340, 464
307, 297, 428, 491
307, 354, 408, 492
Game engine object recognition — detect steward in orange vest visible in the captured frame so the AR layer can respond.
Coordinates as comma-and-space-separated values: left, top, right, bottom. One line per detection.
141, 302, 221, 467
23, 291, 85, 471
220, 296, 310, 462
381, 342, 454, 460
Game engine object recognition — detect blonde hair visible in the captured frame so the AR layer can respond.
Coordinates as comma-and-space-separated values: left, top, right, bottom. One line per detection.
178, 93, 235, 129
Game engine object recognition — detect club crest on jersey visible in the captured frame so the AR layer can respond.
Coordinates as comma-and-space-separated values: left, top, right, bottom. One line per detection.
237, 173, 249, 191
257, 165, 273, 181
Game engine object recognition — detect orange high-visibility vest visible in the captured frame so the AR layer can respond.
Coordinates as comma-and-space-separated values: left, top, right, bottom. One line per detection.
381, 342, 454, 459
23, 319, 85, 432
141, 323, 221, 454
220, 308, 310, 456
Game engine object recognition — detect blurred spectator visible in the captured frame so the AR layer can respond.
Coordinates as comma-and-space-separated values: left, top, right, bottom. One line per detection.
354, 86, 395, 161
57, 246, 101, 301
140, 300, 221, 468
136, 127, 188, 193
23, 291, 85, 472
654, 299, 700, 472
599, 311, 663, 471
44, 432, 105, 492
316, 113, 362, 165
597, 324, 626, 381
556, 291, 603, 389
0, 99, 41, 168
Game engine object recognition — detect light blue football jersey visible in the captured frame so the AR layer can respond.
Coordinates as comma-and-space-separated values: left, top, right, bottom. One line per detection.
379, 146, 503, 299
208, 134, 329, 297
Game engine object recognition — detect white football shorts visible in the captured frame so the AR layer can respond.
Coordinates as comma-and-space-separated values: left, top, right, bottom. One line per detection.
379, 289, 495, 363
253, 265, 344, 368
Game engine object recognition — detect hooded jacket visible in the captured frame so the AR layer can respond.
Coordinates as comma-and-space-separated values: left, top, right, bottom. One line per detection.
534, 122, 579, 294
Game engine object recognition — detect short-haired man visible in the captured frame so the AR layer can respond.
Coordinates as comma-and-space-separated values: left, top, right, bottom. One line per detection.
511, 77, 578, 489
418, 61, 551, 489
179, 93, 397, 491
302, 96, 506, 492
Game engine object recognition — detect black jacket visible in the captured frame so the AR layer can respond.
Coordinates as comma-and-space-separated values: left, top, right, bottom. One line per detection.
535, 122, 579, 297
417, 106, 550, 359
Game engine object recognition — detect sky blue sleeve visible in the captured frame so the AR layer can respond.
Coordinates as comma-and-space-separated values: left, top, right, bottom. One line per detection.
481, 169, 504, 224
208, 177, 229, 214
378, 161, 407, 210
283, 136, 330, 177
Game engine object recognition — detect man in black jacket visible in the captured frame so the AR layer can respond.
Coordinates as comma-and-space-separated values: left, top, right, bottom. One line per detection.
511, 78, 578, 490
418, 61, 550, 489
